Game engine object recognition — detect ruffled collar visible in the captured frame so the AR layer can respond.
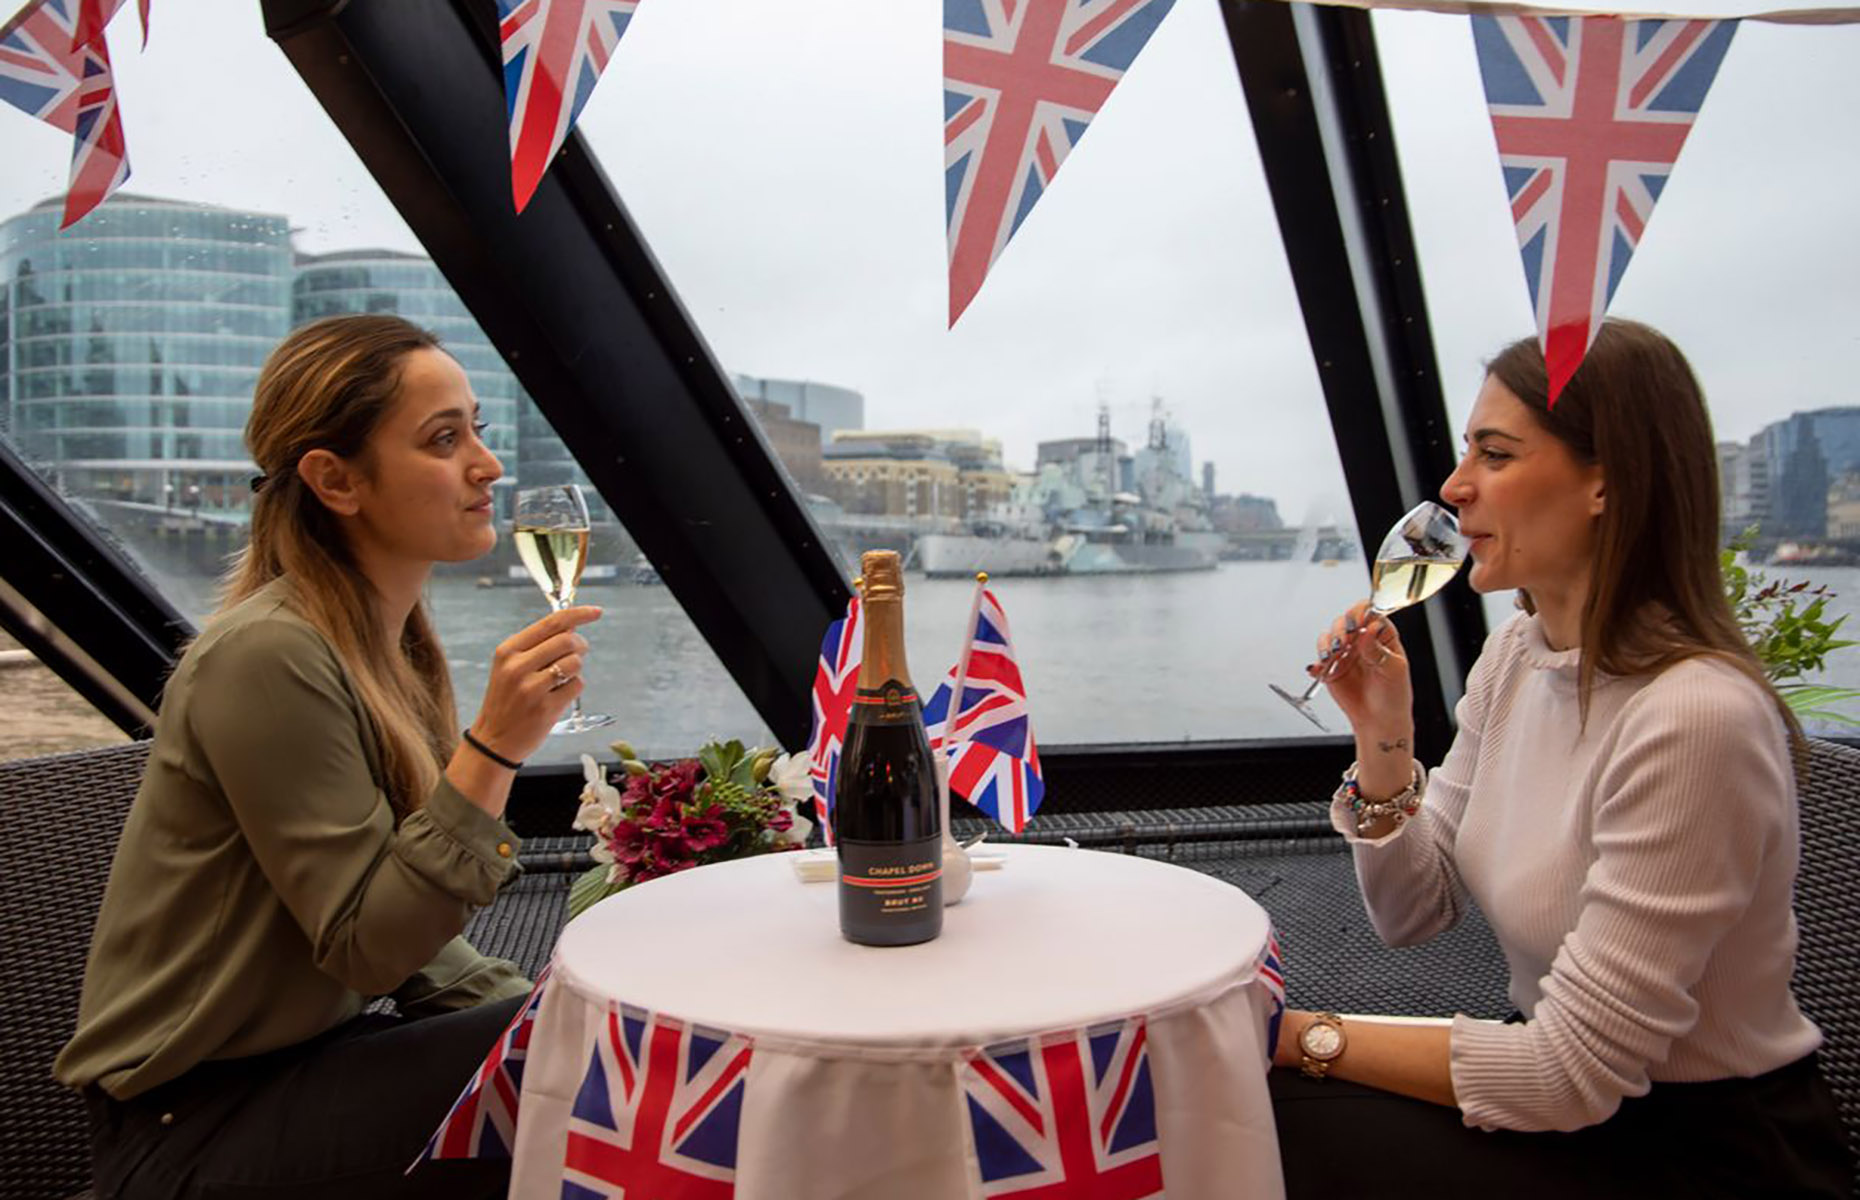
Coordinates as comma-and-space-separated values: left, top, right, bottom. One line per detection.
1516, 613, 1584, 674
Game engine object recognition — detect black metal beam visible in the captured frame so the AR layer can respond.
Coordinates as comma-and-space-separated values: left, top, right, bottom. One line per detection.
263, 0, 850, 749
0, 437, 190, 735
1220, 0, 1487, 762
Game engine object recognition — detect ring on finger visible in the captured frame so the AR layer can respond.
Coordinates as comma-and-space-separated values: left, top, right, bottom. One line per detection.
548, 662, 570, 690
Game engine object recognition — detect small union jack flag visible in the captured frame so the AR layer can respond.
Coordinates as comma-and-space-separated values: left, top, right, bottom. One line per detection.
944, 0, 1177, 325
1256, 931, 1285, 1067
498, 0, 640, 213
1, 0, 131, 227
804, 594, 862, 847
412, 965, 553, 1166
1471, 14, 1735, 405
961, 1016, 1165, 1199
560, 1005, 753, 1199
924, 587, 1044, 833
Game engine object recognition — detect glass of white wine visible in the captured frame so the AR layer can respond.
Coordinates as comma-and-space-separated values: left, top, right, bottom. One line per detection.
1269, 500, 1469, 731
513, 484, 614, 735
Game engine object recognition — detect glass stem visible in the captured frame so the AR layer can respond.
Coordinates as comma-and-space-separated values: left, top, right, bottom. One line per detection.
552, 597, 585, 728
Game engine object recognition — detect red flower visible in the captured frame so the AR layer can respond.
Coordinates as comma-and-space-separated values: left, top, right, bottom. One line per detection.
593, 751, 806, 887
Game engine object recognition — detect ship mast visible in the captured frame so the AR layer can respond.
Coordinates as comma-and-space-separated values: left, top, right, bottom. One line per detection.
1096, 401, 1116, 501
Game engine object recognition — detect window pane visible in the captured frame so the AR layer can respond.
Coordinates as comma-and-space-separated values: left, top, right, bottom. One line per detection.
0, 7, 764, 761
0, 631, 129, 760
1377, 9, 1860, 732
577, 0, 1373, 741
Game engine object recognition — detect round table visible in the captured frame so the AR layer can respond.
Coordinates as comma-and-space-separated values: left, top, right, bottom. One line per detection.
504, 844, 1286, 1199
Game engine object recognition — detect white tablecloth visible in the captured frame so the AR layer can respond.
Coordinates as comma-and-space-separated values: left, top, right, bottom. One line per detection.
506, 843, 1285, 1199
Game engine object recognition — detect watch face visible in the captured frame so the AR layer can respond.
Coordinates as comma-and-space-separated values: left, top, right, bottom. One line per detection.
1301, 1021, 1344, 1060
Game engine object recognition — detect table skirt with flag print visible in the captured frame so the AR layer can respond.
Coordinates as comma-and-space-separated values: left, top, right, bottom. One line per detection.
414, 936, 1288, 1199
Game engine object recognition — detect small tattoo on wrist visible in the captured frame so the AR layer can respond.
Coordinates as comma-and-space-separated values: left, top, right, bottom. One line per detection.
1377, 738, 1409, 753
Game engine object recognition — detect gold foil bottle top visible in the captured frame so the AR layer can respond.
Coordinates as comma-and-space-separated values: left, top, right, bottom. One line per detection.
860, 550, 904, 600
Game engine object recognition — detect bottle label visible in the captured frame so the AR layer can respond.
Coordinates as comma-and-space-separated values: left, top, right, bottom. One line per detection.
839, 836, 943, 920
852, 680, 919, 725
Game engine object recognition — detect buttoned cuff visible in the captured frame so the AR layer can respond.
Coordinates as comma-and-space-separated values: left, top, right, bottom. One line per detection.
397, 778, 522, 905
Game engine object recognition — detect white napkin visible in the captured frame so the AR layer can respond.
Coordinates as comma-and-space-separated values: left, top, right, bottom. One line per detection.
790, 847, 1006, 883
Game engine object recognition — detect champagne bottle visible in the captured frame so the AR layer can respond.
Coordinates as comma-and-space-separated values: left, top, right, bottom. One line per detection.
836, 550, 943, 946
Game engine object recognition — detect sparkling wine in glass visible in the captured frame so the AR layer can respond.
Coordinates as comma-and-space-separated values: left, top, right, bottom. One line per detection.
513, 484, 613, 734
1269, 501, 1469, 731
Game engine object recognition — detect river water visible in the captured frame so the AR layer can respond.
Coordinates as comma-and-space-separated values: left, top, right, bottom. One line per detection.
421, 562, 1860, 765
146, 556, 1860, 766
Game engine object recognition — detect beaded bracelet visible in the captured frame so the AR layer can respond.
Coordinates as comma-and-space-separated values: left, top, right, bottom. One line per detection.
1337, 760, 1425, 835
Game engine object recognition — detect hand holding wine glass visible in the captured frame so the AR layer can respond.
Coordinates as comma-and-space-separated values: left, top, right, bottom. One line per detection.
1269, 501, 1468, 732
514, 484, 614, 734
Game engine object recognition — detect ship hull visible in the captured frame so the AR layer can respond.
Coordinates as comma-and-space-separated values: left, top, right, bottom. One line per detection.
918, 534, 1061, 578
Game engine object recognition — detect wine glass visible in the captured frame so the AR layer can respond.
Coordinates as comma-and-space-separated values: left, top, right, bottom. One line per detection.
1269, 501, 1470, 731
513, 484, 614, 734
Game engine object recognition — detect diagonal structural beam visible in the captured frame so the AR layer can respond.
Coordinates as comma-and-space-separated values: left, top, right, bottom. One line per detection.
263, 0, 851, 749
1219, 0, 1487, 762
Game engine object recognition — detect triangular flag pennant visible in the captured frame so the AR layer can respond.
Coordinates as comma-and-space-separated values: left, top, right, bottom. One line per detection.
0, 0, 131, 227
1471, 14, 1735, 405
944, 0, 1176, 326
69, 0, 123, 51
498, 0, 640, 214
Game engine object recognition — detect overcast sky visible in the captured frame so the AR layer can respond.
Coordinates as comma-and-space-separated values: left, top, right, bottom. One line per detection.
3, 0, 1856, 527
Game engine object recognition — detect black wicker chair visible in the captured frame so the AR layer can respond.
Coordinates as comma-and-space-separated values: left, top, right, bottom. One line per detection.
1, 739, 148, 1200
1792, 739, 1860, 1189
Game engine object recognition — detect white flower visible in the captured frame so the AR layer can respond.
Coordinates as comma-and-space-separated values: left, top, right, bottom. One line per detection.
767, 751, 813, 805
767, 752, 814, 847
573, 753, 625, 840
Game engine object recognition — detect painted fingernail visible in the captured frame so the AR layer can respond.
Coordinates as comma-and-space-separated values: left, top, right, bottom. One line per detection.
1330, 636, 1343, 652
1319, 648, 1331, 661
1345, 614, 1359, 634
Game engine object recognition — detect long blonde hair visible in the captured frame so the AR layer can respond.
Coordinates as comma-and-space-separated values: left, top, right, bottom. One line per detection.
221, 315, 460, 814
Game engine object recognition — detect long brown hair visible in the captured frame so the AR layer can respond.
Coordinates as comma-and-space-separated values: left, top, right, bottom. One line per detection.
220, 315, 460, 813
1485, 319, 1797, 737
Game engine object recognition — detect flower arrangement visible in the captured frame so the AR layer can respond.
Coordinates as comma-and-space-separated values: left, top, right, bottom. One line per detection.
568, 738, 814, 919
1723, 528, 1860, 725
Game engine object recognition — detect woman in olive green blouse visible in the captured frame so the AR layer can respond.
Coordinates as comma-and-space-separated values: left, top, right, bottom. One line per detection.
57, 315, 603, 1199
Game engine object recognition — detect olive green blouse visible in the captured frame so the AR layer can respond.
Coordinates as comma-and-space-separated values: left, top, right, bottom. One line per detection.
56, 578, 530, 1101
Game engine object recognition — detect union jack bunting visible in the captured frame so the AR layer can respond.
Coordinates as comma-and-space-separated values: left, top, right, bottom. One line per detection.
0, 0, 129, 226
412, 965, 553, 1166
924, 588, 1045, 833
1471, 14, 1735, 405
561, 1005, 753, 1198
960, 1017, 1164, 1199
498, 0, 640, 213
71, 0, 145, 52
1256, 931, 1285, 1068
804, 594, 862, 847
944, 0, 1176, 325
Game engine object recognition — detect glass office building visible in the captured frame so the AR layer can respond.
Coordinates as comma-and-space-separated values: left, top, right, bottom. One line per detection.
0, 195, 291, 515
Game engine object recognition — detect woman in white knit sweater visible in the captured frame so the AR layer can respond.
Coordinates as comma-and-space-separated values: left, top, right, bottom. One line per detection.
1268, 319, 1849, 1197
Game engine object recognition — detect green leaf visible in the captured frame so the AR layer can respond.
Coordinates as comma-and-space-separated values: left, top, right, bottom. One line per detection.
1791, 707, 1860, 728
568, 863, 622, 921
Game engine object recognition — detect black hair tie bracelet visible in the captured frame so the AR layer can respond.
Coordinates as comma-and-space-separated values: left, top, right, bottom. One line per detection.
461, 728, 523, 771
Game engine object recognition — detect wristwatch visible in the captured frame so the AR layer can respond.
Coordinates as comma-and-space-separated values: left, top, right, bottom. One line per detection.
1298, 1012, 1346, 1080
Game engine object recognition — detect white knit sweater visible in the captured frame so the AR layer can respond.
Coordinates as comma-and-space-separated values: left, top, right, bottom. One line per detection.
1332, 612, 1822, 1133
